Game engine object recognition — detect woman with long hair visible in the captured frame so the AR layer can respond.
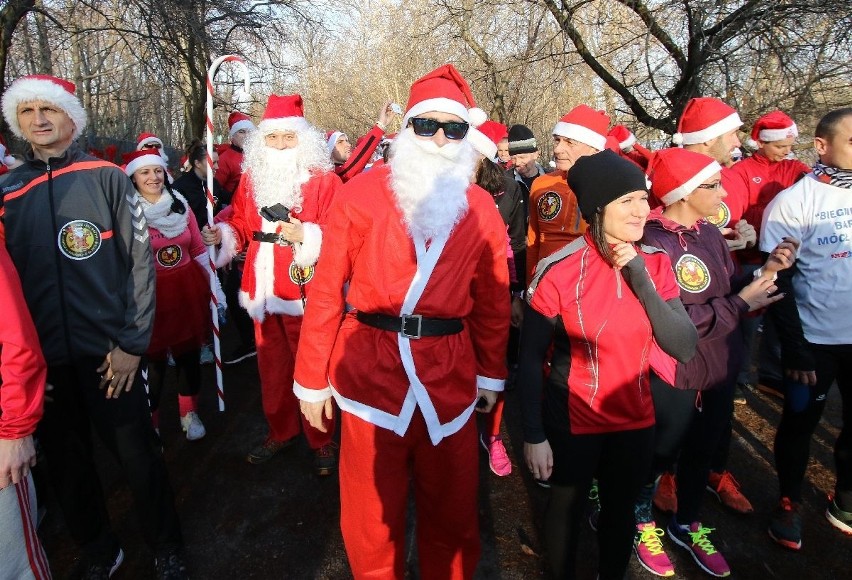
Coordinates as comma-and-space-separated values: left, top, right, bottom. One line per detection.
518, 150, 697, 580
123, 149, 225, 440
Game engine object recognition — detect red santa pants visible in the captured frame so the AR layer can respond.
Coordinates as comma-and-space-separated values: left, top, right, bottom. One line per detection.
255, 313, 334, 449
339, 409, 480, 579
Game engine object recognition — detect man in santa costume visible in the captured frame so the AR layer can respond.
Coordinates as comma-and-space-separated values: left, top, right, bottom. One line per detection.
294, 64, 510, 579
526, 104, 609, 283
216, 111, 256, 196
202, 94, 342, 472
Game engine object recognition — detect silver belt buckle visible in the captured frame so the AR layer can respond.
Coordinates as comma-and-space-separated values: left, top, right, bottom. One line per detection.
400, 314, 422, 339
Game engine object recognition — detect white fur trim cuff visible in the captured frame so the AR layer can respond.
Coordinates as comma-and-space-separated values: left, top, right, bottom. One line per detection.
552, 122, 607, 151
477, 375, 505, 392
403, 98, 470, 127
659, 160, 723, 206
326, 131, 344, 154
293, 222, 322, 268
214, 224, 239, 268
2, 78, 88, 140
619, 134, 637, 150
677, 113, 743, 145
293, 380, 332, 403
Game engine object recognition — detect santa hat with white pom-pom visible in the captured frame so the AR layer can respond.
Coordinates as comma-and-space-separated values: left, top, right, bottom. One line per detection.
672, 97, 742, 146
744, 110, 798, 149
402, 64, 487, 130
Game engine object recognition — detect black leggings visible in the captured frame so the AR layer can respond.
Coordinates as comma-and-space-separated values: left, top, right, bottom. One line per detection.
37, 358, 182, 561
544, 424, 654, 580
646, 376, 734, 523
775, 343, 852, 508
148, 349, 201, 413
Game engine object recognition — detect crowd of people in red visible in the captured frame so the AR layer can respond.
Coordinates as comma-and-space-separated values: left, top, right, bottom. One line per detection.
0, 66, 850, 580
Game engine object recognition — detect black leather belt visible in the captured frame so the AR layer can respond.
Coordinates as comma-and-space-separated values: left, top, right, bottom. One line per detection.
355, 311, 463, 339
252, 231, 290, 245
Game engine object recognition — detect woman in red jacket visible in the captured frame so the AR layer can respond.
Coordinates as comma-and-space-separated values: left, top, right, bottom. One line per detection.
123, 150, 225, 440
519, 150, 697, 580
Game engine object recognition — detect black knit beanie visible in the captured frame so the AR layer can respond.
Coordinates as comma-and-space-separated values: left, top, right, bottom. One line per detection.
507, 124, 538, 154
567, 149, 648, 222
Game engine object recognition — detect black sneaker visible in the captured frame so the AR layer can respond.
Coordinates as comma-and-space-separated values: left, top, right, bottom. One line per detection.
155, 549, 188, 580
224, 343, 257, 365
768, 497, 802, 550
826, 496, 852, 535
82, 547, 124, 580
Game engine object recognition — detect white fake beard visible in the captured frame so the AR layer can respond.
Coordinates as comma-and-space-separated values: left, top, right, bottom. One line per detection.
242, 127, 332, 211
388, 129, 478, 240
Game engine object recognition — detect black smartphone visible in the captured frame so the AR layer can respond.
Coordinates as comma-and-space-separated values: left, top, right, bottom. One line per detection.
260, 203, 290, 223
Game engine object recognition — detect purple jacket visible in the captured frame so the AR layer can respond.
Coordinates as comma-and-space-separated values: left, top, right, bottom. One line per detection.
642, 211, 748, 391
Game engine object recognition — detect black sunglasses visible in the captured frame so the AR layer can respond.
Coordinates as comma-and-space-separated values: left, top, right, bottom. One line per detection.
408, 117, 470, 140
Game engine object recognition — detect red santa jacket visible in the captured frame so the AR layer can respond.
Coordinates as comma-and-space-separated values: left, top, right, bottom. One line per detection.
0, 243, 46, 440
215, 144, 244, 196
293, 164, 511, 444
215, 170, 341, 320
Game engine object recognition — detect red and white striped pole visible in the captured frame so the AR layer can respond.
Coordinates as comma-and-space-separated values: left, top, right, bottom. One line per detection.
205, 55, 251, 411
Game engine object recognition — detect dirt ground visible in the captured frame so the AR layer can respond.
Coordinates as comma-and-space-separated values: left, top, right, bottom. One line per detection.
40, 332, 852, 579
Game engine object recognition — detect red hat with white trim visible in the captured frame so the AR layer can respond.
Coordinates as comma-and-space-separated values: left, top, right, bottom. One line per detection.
402, 64, 487, 129
136, 132, 164, 150
608, 124, 637, 151
1, 74, 88, 140
228, 111, 256, 139
552, 105, 610, 151
750, 110, 798, 143
122, 149, 168, 177
468, 120, 507, 160
259, 94, 310, 135
672, 97, 742, 146
647, 148, 722, 206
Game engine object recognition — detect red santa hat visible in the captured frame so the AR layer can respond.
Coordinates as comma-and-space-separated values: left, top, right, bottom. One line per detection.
258, 94, 310, 135
467, 120, 508, 160
608, 124, 637, 151
552, 105, 610, 151
748, 110, 798, 146
1, 74, 88, 140
326, 130, 346, 154
122, 149, 168, 177
647, 148, 722, 206
228, 111, 256, 139
136, 132, 164, 150
673, 97, 742, 145
402, 64, 487, 128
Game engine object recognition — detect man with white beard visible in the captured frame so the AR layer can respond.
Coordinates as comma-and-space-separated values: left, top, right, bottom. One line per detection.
202, 94, 342, 473
294, 65, 510, 579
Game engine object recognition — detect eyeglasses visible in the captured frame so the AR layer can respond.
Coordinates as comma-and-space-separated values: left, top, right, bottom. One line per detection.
408, 117, 469, 140
696, 181, 722, 190
142, 143, 162, 150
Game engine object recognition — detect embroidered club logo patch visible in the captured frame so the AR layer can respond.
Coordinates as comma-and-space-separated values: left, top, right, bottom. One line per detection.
157, 245, 182, 267
289, 262, 314, 284
538, 191, 562, 221
705, 201, 731, 228
675, 254, 711, 293
58, 220, 101, 260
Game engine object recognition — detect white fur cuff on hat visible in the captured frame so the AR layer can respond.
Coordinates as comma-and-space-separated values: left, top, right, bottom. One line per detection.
2, 78, 88, 140
229, 119, 256, 139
